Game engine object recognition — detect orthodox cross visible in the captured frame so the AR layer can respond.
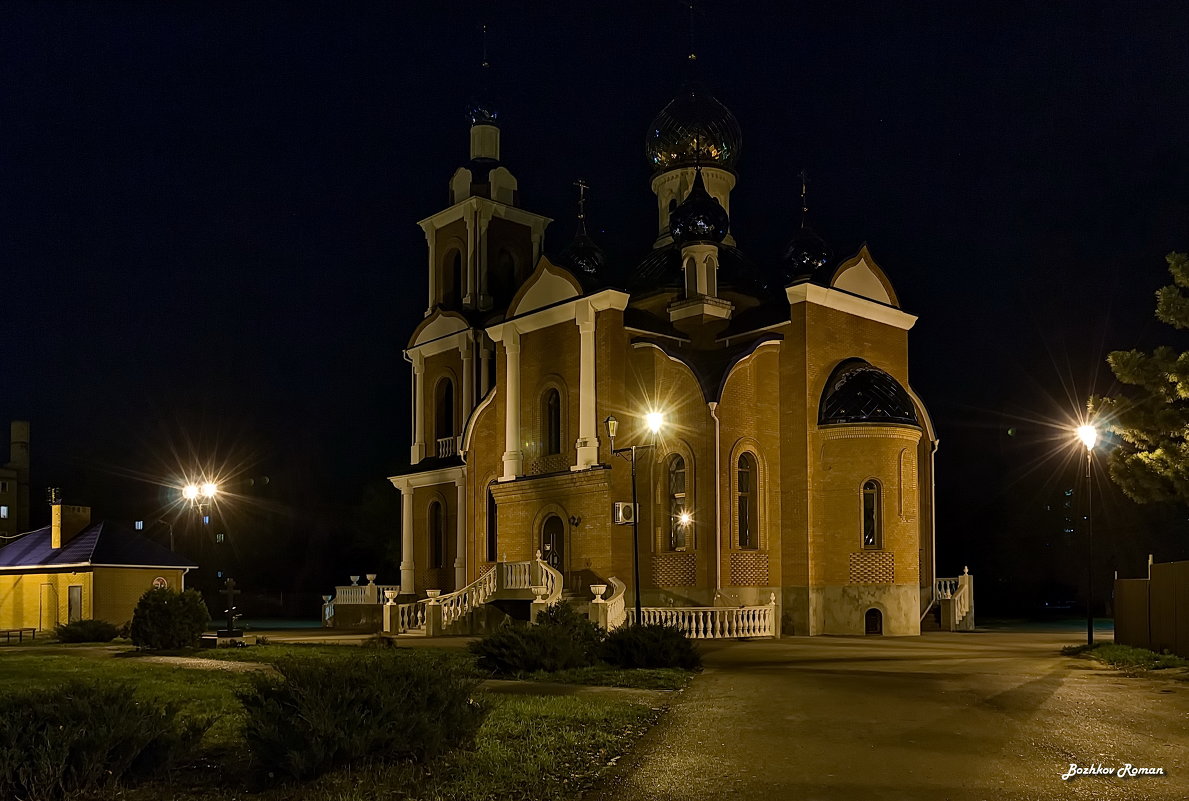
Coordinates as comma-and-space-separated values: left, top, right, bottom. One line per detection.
799, 168, 810, 226
222, 577, 241, 633
574, 179, 589, 231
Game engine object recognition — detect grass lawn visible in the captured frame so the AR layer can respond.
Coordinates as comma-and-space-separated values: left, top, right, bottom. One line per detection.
0, 644, 672, 800
1062, 642, 1189, 670
179, 642, 694, 689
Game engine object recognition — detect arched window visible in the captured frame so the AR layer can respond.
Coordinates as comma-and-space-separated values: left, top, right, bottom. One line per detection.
428, 501, 445, 569
491, 248, 515, 303
865, 608, 883, 635
447, 250, 464, 307
434, 378, 454, 441
668, 455, 688, 550
486, 486, 498, 562
737, 453, 758, 549
543, 388, 562, 455
862, 479, 882, 549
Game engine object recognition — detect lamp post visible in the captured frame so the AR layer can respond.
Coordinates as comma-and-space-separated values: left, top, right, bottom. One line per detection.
1076, 424, 1097, 646
605, 412, 664, 622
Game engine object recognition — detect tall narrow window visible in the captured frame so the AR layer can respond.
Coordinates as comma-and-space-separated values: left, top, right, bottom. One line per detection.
544, 388, 562, 455
435, 378, 455, 440
668, 455, 687, 550
738, 453, 758, 549
448, 250, 464, 307
486, 486, 498, 562
862, 480, 882, 549
491, 248, 515, 303
429, 501, 445, 568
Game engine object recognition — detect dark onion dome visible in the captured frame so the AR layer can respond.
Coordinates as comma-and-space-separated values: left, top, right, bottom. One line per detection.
646, 84, 741, 174
782, 224, 833, 280
819, 360, 919, 426
467, 94, 499, 126
555, 223, 606, 285
669, 168, 730, 246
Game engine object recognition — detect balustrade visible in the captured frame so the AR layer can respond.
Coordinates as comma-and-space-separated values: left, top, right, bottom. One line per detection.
626, 596, 777, 639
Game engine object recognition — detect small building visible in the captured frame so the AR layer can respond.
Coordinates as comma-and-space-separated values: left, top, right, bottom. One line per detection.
0, 503, 198, 630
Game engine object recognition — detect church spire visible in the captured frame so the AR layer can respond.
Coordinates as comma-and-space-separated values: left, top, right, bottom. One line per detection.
467, 23, 500, 161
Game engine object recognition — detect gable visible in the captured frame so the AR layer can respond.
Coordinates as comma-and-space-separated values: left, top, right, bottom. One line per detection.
507, 256, 583, 318
829, 245, 899, 307
408, 309, 469, 348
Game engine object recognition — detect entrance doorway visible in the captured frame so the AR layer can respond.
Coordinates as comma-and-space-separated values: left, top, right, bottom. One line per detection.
864, 608, 883, 635
541, 515, 564, 574
68, 585, 83, 622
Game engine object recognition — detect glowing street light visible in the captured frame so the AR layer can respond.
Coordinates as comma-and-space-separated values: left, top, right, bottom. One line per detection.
201, 482, 219, 499
1076, 422, 1098, 646
182, 484, 200, 501
607, 410, 667, 622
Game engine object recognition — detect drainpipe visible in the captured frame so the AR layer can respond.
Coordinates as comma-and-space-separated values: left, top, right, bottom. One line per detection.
929, 439, 940, 607
709, 402, 722, 599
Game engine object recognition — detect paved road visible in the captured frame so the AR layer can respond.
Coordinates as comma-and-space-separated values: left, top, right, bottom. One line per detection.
592, 632, 1187, 801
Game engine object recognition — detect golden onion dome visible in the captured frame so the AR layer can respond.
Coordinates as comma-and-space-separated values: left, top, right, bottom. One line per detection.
645, 84, 741, 174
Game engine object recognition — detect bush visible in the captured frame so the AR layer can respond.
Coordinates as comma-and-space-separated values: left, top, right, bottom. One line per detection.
54, 618, 119, 643
600, 623, 702, 670
0, 680, 208, 801
470, 602, 603, 675
239, 651, 486, 782
130, 587, 210, 650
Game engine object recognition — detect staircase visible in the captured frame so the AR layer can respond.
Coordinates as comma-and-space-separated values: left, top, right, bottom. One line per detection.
388, 552, 562, 636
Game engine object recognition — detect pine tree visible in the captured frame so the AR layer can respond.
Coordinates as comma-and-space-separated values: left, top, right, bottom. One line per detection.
1095, 252, 1189, 503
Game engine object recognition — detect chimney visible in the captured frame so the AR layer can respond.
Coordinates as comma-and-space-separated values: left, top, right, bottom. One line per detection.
49, 491, 91, 549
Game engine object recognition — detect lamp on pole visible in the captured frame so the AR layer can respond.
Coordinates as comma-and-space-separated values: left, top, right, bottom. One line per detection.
606, 412, 664, 622
1076, 423, 1097, 646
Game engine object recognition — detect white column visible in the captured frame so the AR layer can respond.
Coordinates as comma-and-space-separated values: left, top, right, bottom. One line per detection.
501, 328, 523, 480
573, 302, 599, 469
454, 478, 467, 589
400, 486, 415, 594
422, 224, 437, 314
479, 343, 492, 397
460, 334, 474, 420
410, 351, 426, 463
477, 208, 492, 309
463, 213, 476, 307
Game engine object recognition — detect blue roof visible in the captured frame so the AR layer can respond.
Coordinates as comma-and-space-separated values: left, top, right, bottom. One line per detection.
0, 521, 199, 570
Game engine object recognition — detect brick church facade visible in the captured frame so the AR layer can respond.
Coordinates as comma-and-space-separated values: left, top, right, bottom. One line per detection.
389, 78, 938, 636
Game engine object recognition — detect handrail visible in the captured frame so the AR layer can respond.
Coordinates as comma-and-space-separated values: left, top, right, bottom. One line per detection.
627, 595, 777, 639
537, 556, 563, 604
394, 558, 543, 633
605, 577, 627, 631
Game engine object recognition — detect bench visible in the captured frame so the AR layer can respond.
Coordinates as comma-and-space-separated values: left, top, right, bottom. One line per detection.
0, 628, 37, 644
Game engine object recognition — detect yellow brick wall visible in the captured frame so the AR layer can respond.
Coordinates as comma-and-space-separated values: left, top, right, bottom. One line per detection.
0, 571, 93, 630
92, 567, 188, 626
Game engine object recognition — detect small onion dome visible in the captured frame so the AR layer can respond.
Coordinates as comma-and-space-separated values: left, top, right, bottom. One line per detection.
646, 84, 741, 174
782, 224, 833, 279
819, 360, 919, 426
557, 224, 606, 280
669, 168, 729, 246
466, 94, 499, 126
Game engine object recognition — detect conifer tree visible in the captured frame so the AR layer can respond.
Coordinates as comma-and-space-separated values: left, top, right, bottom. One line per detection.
1095, 252, 1189, 503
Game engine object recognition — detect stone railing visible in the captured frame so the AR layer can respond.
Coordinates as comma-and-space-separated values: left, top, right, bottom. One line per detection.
436, 436, 458, 458
937, 567, 974, 631
590, 577, 628, 631
628, 594, 778, 639
387, 553, 560, 636
322, 575, 393, 625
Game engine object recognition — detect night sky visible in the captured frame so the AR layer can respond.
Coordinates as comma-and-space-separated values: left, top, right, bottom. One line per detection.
3, 2, 1187, 603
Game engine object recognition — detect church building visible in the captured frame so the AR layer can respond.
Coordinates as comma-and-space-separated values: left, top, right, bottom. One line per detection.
388, 74, 938, 636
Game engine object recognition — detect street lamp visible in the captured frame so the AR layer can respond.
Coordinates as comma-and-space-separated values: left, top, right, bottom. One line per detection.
606, 412, 664, 622
1076, 424, 1097, 646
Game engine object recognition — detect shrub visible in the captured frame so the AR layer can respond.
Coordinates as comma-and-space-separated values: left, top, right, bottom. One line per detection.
130, 587, 210, 650
535, 601, 605, 663
0, 680, 208, 801
600, 623, 702, 670
54, 618, 119, 643
469, 605, 602, 676
238, 651, 486, 782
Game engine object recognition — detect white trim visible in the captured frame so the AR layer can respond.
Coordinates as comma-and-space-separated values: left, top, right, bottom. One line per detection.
786, 283, 917, 330
461, 386, 498, 453
388, 465, 466, 492
417, 196, 552, 235
509, 267, 581, 318
410, 313, 469, 348
408, 329, 472, 359
488, 289, 629, 341
0, 563, 196, 572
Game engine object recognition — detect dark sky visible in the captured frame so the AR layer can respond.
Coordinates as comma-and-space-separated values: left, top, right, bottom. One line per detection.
3, 2, 1188, 590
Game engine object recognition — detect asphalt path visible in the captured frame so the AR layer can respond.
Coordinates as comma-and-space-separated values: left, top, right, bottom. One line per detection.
591, 632, 1187, 801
